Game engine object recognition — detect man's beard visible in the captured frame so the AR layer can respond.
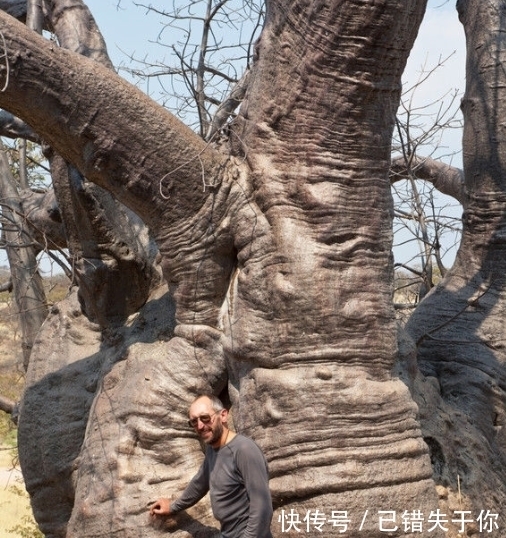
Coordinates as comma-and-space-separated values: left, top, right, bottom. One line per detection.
204, 420, 224, 445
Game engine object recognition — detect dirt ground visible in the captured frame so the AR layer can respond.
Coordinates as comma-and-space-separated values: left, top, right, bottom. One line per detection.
0, 454, 29, 537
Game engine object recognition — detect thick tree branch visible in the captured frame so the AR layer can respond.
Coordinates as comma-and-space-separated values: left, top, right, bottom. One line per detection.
43, 0, 114, 69
0, 0, 25, 20
0, 110, 39, 141
206, 69, 250, 141
26, 0, 43, 32
49, 155, 158, 326
17, 187, 66, 248
390, 154, 466, 207
0, 10, 227, 232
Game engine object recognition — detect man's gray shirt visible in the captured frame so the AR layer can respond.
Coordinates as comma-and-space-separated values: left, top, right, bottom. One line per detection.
171, 434, 273, 538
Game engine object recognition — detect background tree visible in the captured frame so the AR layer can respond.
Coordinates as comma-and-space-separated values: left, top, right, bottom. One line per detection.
404, 0, 506, 525
125, 0, 264, 140
0, 1, 503, 538
0, 140, 48, 369
391, 59, 463, 309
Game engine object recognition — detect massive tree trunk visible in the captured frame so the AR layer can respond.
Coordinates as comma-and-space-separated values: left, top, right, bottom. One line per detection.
404, 0, 506, 531
0, 0, 493, 537
0, 8, 243, 537
225, 0, 439, 533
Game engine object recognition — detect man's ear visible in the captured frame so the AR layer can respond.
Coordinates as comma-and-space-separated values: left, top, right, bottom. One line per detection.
220, 408, 229, 423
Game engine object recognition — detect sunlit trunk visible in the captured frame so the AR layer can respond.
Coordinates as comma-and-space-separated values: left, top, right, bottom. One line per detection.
224, 1, 440, 533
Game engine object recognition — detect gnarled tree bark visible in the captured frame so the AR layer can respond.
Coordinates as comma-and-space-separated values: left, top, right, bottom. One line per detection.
2, 1, 498, 537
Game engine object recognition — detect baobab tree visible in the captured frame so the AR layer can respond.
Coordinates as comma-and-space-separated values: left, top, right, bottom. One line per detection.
0, 0, 504, 537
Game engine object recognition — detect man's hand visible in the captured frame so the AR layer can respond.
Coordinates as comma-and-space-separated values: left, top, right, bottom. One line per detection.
148, 497, 172, 517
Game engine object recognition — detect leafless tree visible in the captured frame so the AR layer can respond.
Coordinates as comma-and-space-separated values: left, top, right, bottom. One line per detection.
391, 62, 464, 308
125, 0, 263, 139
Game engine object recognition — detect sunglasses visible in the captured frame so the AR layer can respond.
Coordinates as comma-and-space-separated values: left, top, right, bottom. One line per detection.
188, 411, 219, 428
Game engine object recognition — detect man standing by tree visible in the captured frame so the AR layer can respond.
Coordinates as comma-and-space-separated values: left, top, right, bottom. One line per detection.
149, 394, 273, 537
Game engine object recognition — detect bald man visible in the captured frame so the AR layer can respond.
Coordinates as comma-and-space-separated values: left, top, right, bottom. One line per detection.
149, 394, 273, 538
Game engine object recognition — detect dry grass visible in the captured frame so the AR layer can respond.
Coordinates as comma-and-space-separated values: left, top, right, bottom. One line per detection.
0, 488, 32, 536
0, 281, 44, 537
0, 446, 32, 537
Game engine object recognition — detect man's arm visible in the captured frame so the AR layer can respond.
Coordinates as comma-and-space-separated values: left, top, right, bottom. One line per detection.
149, 457, 210, 517
170, 458, 210, 512
236, 440, 273, 538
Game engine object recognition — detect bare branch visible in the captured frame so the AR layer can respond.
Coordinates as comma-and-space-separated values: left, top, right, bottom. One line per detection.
0, 140, 48, 369
206, 68, 250, 141
126, 0, 263, 136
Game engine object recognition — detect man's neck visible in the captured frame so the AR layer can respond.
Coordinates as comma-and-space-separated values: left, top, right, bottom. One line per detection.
211, 428, 234, 449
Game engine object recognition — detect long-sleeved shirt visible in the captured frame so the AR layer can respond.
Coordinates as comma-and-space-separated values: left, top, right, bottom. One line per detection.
171, 434, 273, 538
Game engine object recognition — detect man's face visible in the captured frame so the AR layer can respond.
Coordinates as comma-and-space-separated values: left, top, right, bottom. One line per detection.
188, 397, 226, 447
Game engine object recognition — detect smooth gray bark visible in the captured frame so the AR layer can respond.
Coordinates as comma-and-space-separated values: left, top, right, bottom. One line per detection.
390, 155, 466, 206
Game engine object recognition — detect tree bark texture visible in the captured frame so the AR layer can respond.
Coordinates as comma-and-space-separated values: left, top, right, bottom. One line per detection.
17, 187, 67, 249
390, 155, 466, 207
0, 0, 25, 19
48, 153, 159, 327
404, 0, 506, 530
0, 109, 38, 140
224, 1, 440, 532
0, 1, 471, 537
